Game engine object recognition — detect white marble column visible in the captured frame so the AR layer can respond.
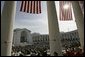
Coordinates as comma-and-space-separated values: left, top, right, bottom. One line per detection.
47, 1, 62, 56
71, 1, 84, 52
1, 1, 16, 56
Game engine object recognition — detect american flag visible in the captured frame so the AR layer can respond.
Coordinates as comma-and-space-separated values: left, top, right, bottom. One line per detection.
20, 1, 41, 14
59, 1, 72, 21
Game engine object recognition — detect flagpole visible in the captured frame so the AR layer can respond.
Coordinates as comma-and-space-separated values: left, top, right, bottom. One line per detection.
1, 1, 16, 56
47, 1, 62, 56
71, 1, 84, 52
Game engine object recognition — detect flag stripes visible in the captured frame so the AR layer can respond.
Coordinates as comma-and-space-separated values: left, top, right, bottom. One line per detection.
59, 1, 72, 21
20, 1, 41, 14
27, 1, 29, 13
33, 1, 35, 13
36, 1, 38, 14
39, 1, 41, 13
30, 1, 32, 13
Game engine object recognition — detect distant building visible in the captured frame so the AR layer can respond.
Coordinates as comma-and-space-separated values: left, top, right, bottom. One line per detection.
32, 34, 49, 45
60, 30, 80, 48
13, 28, 80, 48
32, 30, 80, 48
13, 28, 33, 46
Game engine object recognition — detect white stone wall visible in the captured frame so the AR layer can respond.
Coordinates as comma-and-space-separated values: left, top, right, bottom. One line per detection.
13, 29, 79, 47
27, 31, 33, 45
13, 29, 21, 46
13, 28, 33, 46
32, 30, 80, 47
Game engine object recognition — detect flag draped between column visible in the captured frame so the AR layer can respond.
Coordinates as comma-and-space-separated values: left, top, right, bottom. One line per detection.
59, 1, 73, 21
20, 1, 41, 14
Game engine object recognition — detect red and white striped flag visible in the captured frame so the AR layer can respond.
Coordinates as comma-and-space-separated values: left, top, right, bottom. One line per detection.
59, 1, 72, 21
20, 1, 41, 14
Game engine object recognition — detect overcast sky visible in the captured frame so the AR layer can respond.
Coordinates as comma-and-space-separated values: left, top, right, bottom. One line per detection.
1, 1, 77, 34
